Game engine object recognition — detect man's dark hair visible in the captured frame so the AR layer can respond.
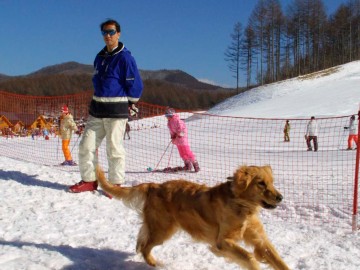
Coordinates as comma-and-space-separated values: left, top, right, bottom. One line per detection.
100, 19, 121, 32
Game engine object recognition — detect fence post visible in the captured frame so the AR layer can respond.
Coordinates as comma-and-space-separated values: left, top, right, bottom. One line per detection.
352, 110, 360, 231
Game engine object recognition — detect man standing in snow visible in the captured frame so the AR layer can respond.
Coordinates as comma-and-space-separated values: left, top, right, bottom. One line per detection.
69, 19, 143, 193
305, 116, 319, 152
346, 115, 358, 150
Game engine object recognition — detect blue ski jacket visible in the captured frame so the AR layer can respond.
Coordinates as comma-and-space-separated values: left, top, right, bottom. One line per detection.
90, 42, 143, 118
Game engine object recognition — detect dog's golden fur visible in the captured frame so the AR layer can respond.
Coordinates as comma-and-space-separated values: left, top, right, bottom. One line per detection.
96, 165, 289, 270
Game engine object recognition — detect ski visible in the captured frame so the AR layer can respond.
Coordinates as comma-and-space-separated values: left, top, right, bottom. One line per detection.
53, 163, 78, 167
146, 166, 193, 173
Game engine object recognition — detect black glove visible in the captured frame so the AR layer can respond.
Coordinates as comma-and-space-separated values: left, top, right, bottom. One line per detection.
128, 103, 139, 117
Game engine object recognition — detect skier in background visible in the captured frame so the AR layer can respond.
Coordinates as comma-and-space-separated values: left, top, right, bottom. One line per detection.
124, 122, 131, 140
345, 115, 358, 150
305, 116, 319, 152
165, 107, 200, 172
284, 120, 290, 142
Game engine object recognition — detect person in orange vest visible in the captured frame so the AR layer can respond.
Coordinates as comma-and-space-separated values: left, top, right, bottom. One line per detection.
59, 105, 78, 165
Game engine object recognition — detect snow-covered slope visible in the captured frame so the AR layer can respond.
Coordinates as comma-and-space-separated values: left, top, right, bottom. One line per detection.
209, 61, 360, 118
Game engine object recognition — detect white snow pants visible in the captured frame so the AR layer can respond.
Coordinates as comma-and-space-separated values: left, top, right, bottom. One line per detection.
79, 116, 127, 184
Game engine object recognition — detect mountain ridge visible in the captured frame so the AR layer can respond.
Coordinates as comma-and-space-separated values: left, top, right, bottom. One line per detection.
0, 62, 237, 110
0, 61, 225, 91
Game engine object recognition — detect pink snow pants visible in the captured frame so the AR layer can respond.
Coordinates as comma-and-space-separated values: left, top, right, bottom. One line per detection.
176, 144, 196, 162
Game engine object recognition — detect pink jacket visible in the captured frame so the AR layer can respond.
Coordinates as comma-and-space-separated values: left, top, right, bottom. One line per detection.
167, 114, 188, 146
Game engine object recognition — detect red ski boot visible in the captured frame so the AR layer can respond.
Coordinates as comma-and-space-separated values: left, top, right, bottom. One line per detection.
69, 180, 98, 193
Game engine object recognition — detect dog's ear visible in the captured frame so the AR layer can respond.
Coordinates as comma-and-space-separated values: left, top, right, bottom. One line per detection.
263, 165, 272, 173
231, 166, 253, 195
261, 165, 274, 183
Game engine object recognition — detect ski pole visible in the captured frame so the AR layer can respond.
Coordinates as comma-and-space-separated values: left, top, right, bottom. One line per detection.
56, 135, 59, 160
337, 128, 347, 149
70, 135, 81, 154
166, 144, 174, 168
153, 140, 172, 171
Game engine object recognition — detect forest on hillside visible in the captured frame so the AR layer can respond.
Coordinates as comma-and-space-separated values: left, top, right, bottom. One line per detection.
0, 74, 237, 110
225, 0, 360, 88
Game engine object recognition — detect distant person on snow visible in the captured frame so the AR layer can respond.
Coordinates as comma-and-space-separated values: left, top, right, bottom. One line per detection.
165, 107, 200, 172
284, 120, 290, 142
43, 128, 49, 140
124, 122, 131, 140
345, 115, 358, 150
59, 105, 78, 165
305, 116, 318, 152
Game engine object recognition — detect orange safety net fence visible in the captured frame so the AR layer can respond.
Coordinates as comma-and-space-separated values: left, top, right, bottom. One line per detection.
0, 90, 359, 229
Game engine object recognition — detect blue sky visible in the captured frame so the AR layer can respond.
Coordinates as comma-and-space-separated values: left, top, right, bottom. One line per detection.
0, 0, 346, 88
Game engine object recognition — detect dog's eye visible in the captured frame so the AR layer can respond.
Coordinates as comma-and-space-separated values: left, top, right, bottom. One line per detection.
258, 181, 266, 187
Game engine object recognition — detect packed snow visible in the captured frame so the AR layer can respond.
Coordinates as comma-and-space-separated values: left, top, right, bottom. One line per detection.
209, 61, 360, 118
1, 61, 360, 270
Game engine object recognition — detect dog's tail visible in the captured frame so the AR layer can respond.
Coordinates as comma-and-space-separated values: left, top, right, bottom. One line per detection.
96, 165, 147, 211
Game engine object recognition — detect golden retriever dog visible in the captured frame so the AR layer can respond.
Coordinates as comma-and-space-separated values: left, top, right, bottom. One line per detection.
96, 165, 289, 270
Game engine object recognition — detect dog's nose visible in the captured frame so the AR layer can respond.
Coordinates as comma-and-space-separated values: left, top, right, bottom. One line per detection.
276, 194, 283, 202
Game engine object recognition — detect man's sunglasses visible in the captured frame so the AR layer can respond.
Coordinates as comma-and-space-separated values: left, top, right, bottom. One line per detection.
101, 29, 117, 36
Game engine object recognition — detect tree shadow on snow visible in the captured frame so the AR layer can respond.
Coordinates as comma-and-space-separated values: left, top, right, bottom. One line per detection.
0, 239, 152, 270
0, 169, 68, 191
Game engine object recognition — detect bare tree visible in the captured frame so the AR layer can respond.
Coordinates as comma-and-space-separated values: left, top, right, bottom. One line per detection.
241, 25, 257, 88
249, 0, 268, 85
327, 4, 352, 65
286, 0, 327, 74
263, 0, 284, 83
225, 22, 243, 93
328, 0, 360, 65
350, 0, 360, 60
231, 0, 360, 87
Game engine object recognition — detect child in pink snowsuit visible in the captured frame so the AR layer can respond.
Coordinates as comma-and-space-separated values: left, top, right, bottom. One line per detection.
165, 107, 200, 172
